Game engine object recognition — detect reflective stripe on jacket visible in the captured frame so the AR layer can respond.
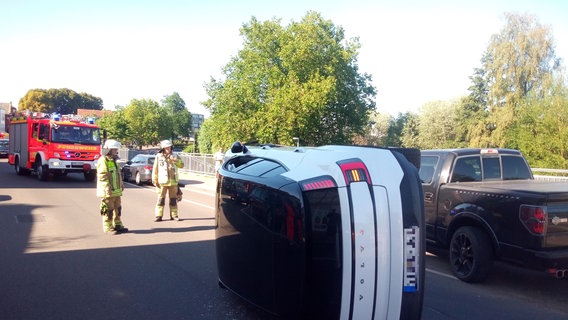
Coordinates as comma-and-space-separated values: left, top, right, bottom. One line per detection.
96, 156, 123, 198
152, 152, 184, 186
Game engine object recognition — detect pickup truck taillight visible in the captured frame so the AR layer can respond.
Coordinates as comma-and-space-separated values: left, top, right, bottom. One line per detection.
519, 205, 547, 235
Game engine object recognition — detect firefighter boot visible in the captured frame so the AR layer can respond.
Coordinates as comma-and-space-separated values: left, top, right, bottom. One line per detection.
112, 206, 128, 234
169, 198, 180, 221
155, 198, 165, 222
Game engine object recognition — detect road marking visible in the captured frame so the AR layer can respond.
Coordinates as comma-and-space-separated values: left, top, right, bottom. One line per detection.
426, 268, 457, 280
127, 182, 215, 210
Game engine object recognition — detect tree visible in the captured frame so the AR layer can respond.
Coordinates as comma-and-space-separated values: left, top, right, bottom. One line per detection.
473, 13, 562, 147
400, 112, 420, 148
96, 108, 131, 144
201, 11, 375, 148
18, 88, 103, 113
161, 92, 192, 142
509, 75, 568, 168
121, 99, 168, 148
384, 112, 411, 147
415, 100, 461, 149
352, 111, 391, 146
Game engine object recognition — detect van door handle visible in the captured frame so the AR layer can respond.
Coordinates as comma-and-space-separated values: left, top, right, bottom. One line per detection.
424, 192, 433, 202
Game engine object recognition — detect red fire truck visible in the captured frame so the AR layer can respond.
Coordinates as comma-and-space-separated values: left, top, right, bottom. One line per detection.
8, 112, 102, 181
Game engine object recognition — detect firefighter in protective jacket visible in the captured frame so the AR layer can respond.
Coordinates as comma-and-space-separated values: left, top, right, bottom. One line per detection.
96, 139, 128, 234
152, 140, 184, 221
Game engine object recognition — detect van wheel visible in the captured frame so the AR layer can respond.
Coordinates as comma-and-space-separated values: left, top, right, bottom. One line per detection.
449, 226, 493, 283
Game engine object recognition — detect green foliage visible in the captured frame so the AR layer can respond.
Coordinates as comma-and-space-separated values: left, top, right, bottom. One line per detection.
161, 92, 192, 141
98, 96, 191, 149
96, 109, 130, 143
201, 11, 375, 148
19, 88, 103, 113
508, 76, 568, 168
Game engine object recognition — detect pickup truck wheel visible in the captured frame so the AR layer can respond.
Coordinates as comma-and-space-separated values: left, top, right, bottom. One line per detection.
449, 226, 493, 283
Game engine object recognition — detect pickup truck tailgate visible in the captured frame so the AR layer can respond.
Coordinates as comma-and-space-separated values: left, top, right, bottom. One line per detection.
481, 181, 568, 246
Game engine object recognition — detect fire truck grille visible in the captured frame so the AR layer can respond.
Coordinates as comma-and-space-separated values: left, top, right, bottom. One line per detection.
62, 152, 94, 160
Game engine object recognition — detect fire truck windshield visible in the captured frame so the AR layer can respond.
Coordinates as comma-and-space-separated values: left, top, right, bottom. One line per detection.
51, 125, 101, 145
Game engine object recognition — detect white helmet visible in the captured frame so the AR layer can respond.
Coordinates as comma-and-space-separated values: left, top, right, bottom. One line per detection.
103, 139, 121, 149
160, 140, 173, 149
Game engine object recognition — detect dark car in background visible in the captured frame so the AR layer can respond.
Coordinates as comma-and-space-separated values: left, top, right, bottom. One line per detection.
0, 139, 8, 158
121, 154, 155, 185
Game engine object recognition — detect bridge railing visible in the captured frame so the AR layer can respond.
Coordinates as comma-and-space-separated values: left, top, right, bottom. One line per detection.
532, 168, 568, 182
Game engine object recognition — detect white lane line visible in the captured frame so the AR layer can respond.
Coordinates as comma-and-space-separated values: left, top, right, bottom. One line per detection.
126, 182, 215, 210
426, 268, 457, 280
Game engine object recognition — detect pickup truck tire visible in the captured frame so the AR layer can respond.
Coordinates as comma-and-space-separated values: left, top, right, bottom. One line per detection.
449, 226, 493, 283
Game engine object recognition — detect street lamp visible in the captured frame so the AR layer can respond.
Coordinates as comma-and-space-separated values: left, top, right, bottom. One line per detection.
292, 137, 299, 147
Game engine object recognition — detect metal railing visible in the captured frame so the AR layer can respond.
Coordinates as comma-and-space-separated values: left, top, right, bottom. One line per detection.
532, 168, 568, 182
118, 149, 216, 177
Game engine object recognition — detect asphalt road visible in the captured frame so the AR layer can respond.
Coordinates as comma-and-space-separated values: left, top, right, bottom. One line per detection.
1, 158, 567, 320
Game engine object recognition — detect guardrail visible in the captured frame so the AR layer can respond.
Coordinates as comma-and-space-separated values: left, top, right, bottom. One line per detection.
532, 168, 568, 182
118, 149, 216, 177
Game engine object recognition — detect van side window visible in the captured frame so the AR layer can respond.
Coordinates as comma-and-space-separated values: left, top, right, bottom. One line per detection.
451, 156, 481, 182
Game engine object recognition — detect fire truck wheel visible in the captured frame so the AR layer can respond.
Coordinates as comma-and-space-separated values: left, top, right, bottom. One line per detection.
36, 164, 49, 181
15, 157, 23, 175
84, 171, 96, 182
15, 157, 31, 176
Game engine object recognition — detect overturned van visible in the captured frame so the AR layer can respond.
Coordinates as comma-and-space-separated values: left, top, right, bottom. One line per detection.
215, 143, 425, 320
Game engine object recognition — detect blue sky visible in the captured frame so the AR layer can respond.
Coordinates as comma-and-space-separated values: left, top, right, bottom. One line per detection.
1, 0, 567, 117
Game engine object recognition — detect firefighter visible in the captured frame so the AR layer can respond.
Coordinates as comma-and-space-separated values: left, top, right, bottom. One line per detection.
152, 140, 184, 221
96, 139, 128, 234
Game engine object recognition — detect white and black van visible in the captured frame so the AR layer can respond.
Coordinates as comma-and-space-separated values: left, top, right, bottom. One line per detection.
215, 142, 424, 320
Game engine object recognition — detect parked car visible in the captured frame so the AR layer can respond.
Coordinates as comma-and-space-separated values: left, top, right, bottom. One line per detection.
216, 142, 425, 320
121, 154, 155, 185
0, 139, 8, 158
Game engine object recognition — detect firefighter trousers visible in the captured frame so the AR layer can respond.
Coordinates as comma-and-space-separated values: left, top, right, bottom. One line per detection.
100, 196, 125, 232
155, 185, 179, 219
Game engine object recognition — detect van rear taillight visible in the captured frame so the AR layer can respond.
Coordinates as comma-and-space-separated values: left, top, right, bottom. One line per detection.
519, 205, 547, 235
300, 176, 337, 191
338, 159, 372, 185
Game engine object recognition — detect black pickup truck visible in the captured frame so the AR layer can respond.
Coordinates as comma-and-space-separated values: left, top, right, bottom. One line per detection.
420, 148, 568, 282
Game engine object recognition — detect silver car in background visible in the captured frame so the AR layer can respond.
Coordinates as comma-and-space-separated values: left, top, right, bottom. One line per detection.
121, 154, 155, 185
